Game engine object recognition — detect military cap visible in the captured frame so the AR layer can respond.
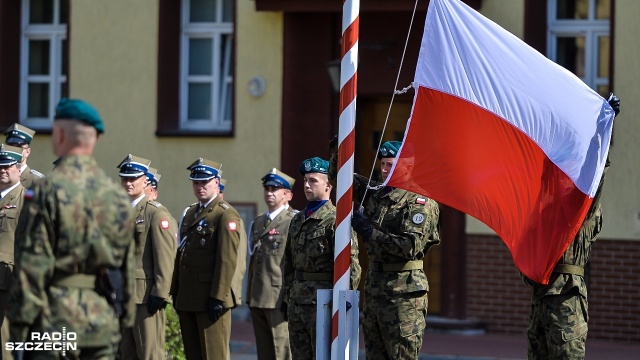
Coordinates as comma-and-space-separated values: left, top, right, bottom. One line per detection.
4, 123, 36, 147
54, 98, 105, 134
219, 178, 226, 193
299, 157, 329, 175
146, 167, 160, 189
378, 141, 402, 159
117, 154, 151, 178
187, 158, 222, 181
262, 168, 295, 190
0, 144, 23, 166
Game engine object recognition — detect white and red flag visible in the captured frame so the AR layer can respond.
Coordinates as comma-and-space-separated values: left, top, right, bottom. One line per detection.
385, 0, 615, 284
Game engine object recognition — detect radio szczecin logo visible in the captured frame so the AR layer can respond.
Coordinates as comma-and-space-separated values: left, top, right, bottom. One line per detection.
5, 327, 77, 355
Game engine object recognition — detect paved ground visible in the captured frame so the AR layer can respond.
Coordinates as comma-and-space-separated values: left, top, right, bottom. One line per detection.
230, 315, 640, 360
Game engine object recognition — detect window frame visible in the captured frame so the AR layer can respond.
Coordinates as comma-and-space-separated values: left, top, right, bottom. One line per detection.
19, 0, 68, 131
546, 0, 611, 94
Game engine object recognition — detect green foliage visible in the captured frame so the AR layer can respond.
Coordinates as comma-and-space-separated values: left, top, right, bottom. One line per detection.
165, 304, 186, 360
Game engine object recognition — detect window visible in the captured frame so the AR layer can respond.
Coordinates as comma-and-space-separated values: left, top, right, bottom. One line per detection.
547, 0, 611, 96
20, 0, 68, 130
180, 0, 234, 132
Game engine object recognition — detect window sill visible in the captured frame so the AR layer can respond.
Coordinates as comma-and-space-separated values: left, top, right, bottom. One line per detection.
155, 129, 234, 137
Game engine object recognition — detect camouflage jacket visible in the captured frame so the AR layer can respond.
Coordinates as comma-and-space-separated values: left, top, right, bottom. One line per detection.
354, 174, 440, 296
8, 155, 136, 346
532, 158, 611, 302
283, 201, 360, 305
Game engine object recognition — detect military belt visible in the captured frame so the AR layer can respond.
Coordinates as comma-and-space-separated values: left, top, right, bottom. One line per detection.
51, 274, 96, 289
552, 264, 584, 277
371, 260, 423, 272
295, 271, 333, 281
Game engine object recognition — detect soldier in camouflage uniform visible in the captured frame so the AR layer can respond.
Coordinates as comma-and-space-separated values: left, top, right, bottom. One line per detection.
283, 157, 361, 360
525, 94, 620, 360
4, 123, 45, 189
0, 144, 26, 359
330, 140, 440, 360
8, 98, 136, 359
117, 155, 177, 360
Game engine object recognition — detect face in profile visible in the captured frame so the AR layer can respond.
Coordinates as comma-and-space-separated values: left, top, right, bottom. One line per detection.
303, 173, 331, 201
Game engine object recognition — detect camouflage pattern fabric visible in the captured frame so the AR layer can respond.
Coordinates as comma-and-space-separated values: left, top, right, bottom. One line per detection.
363, 292, 428, 360
283, 200, 360, 360
527, 158, 610, 360
8, 155, 136, 357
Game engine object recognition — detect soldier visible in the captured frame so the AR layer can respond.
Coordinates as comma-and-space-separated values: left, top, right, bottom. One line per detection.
4, 123, 44, 189
524, 94, 620, 360
247, 168, 296, 360
145, 167, 160, 201
170, 159, 244, 360
0, 144, 26, 359
8, 98, 136, 358
329, 140, 440, 360
117, 155, 177, 360
283, 157, 361, 360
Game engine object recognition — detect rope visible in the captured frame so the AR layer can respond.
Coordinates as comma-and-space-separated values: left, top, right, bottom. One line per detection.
359, 0, 420, 207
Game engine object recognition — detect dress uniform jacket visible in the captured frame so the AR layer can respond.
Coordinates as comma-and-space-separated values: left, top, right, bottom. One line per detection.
8, 155, 136, 352
171, 195, 244, 310
133, 197, 177, 302
247, 208, 295, 309
20, 165, 44, 189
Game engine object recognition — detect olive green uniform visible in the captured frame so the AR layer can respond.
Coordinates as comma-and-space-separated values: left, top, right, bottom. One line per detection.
20, 165, 44, 189
526, 159, 610, 360
0, 183, 24, 359
247, 208, 295, 360
120, 197, 177, 360
8, 155, 136, 359
171, 196, 243, 360
283, 201, 360, 360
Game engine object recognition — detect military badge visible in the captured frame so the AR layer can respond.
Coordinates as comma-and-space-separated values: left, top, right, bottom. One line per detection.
24, 189, 35, 200
304, 161, 311, 171
381, 148, 388, 156
415, 197, 426, 205
135, 219, 144, 224
228, 221, 237, 231
268, 228, 279, 235
200, 238, 206, 246
2, 205, 16, 209
161, 220, 170, 229
412, 213, 425, 224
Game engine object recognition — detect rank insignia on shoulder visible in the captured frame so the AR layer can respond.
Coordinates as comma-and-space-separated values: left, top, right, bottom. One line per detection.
228, 221, 237, 231
160, 220, 170, 229
3, 205, 16, 209
219, 203, 229, 210
24, 189, 35, 200
135, 219, 145, 224
415, 197, 426, 205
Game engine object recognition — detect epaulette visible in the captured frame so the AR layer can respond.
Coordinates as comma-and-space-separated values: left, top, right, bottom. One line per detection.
147, 200, 161, 208
219, 202, 229, 210
31, 169, 45, 178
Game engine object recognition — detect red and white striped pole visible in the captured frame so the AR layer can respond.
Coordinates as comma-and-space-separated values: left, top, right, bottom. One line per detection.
332, 0, 359, 358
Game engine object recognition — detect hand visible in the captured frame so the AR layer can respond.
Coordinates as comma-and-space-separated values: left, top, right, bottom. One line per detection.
280, 302, 288, 321
351, 210, 373, 241
147, 295, 167, 315
207, 297, 225, 323
608, 93, 620, 116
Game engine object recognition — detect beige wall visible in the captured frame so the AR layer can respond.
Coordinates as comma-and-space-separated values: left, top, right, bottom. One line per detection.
27, 0, 284, 222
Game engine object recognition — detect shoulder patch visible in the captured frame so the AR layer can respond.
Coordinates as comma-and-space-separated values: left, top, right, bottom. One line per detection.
24, 188, 35, 200
30, 169, 45, 178
415, 197, 426, 205
227, 221, 237, 231
160, 220, 170, 229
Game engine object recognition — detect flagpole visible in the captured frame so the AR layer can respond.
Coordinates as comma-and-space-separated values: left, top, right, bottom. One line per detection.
332, 0, 359, 358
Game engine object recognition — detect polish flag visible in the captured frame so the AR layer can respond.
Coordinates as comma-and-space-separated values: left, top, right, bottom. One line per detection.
385, 0, 615, 284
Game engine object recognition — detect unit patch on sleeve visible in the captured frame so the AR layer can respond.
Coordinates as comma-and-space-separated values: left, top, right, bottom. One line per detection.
228, 221, 237, 231
161, 220, 170, 229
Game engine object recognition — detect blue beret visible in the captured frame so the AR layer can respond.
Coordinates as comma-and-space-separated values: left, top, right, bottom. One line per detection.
299, 157, 329, 175
262, 168, 295, 189
117, 154, 151, 178
4, 123, 35, 146
378, 141, 402, 159
0, 144, 23, 166
54, 98, 104, 134
187, 158, 222, 181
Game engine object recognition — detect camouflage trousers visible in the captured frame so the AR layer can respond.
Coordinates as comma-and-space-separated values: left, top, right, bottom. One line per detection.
363, 291, 428, 360
287, 304, 316, 360
527, 289, 588, 360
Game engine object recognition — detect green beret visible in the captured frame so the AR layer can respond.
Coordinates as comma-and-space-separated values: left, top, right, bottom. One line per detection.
378, 141, 402, 159
299, 157, 329, 175
54, 98, 104, 134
